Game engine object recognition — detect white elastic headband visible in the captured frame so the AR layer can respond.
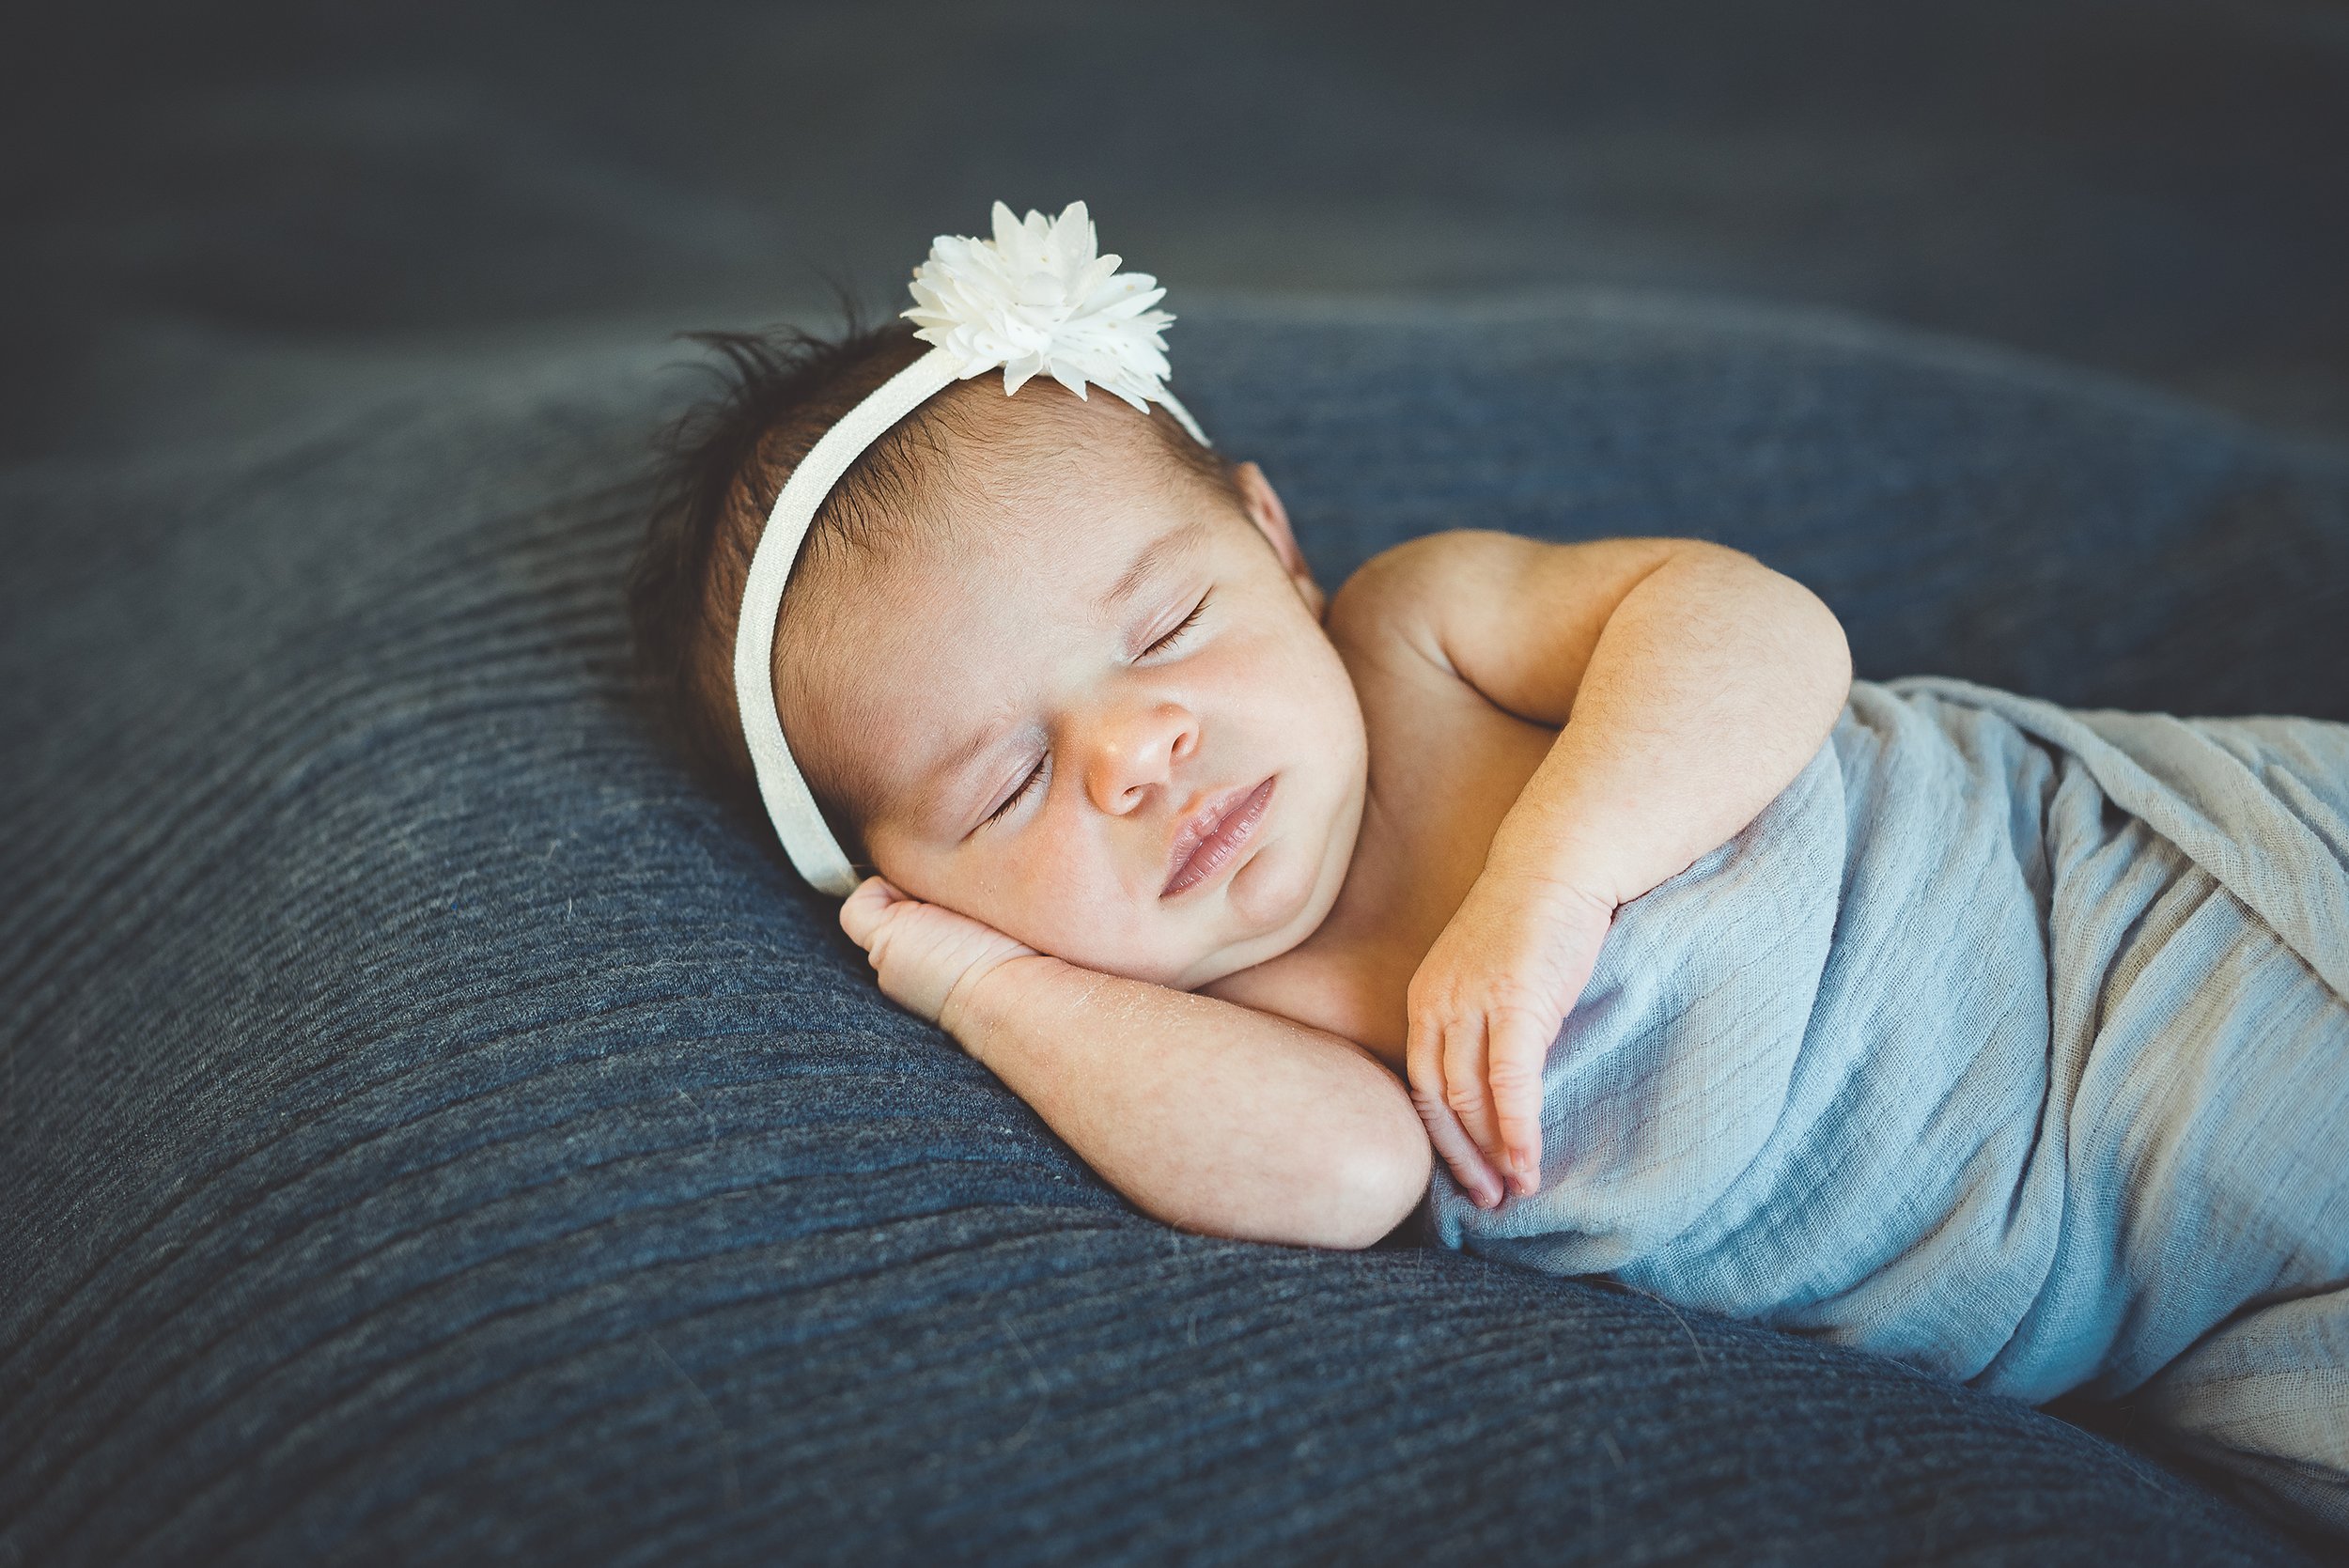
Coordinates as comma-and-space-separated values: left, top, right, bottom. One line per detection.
732, 201, 1209, 895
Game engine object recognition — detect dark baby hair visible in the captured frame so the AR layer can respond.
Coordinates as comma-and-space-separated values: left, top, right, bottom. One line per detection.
625, 313, 1238, 866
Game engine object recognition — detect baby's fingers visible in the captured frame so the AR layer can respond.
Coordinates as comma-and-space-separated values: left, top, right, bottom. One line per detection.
1487, 1004, 1553, 1197
1440, 1014, 1508, 1175
838, 875, 907, 951
1406, 1016, 1506, 1209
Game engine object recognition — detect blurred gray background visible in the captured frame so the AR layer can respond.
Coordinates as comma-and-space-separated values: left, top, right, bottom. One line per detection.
7, 0, 2348, 460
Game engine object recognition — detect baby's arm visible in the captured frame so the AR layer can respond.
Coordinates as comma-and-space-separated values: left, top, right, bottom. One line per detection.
1345, 533, 1851, 1203
840, 877, 1431, 1250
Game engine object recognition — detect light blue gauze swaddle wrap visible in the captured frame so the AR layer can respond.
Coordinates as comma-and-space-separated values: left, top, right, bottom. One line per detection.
1426, 677, 2349, 1539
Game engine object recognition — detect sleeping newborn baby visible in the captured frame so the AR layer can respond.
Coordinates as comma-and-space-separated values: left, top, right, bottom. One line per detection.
626, 206, 2348, 1541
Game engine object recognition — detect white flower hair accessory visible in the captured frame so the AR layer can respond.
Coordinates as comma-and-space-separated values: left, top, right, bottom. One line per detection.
732, 201, 1210, 896
904, 201, 1176, 411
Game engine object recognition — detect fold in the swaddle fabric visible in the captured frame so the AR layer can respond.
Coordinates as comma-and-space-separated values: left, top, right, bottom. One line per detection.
1426, 677, 2349, 1538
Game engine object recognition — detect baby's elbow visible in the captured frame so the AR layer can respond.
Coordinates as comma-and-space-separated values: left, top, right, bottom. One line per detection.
1809, 589, 1855, 707
1322, 1122, 1435, 1250
1757, 560, 1851, 711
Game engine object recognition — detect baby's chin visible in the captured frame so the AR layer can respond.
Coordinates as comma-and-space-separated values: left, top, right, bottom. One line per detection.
1153, 808, 1355, 988
1178, 761, 1365, 986
990, 853, 1317, 989
1181, 840, 1334, 984
1044, 912, 1315, 994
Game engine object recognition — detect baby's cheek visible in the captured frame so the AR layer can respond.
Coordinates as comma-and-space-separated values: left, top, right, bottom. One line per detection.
1016, 864, 1177, 982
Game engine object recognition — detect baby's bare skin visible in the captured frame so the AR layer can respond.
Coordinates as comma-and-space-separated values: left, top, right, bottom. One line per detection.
1199, 553, 1573, 1069
1211, 527, 1849, 1199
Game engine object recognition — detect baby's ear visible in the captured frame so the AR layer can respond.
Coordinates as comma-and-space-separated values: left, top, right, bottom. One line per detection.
1235, 462, 1325, 617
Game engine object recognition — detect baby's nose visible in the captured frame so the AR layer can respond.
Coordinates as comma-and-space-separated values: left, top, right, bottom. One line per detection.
1084, 700, 1198, 814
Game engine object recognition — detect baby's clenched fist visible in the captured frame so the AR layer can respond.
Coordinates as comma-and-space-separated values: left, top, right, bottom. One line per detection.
838, 876, 1040, 1037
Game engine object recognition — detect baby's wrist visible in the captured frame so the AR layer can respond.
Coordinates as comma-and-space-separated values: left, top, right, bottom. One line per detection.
939, 950, 1070, 1060
1479, 834, 1627, 916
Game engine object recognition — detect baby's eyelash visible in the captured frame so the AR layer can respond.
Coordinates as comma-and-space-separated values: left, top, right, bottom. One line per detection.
984, 755, 1046, 828
1145, 593, 1210, 657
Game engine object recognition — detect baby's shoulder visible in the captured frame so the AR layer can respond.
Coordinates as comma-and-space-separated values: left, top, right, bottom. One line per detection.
1328, 528, 1534, 629
1324, 528, 1538, 683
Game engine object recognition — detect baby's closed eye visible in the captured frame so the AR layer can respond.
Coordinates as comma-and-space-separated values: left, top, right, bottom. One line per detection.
1143, 592, 1210, 658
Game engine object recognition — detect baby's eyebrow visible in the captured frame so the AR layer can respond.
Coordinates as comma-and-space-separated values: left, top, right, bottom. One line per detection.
921, 709, 1019, 824
1095, 515, 1213, 619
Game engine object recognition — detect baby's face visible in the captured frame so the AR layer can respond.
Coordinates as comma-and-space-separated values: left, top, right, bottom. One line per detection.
790, 388, 1368, 990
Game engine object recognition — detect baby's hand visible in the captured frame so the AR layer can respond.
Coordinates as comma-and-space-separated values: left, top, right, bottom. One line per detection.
1406, 870, 1614, 1209
838, 876, 1040, 1038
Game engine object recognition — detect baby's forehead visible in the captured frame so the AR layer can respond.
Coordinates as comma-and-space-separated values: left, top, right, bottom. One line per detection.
872, 478, 1222, 631
926, 376, 1197, 496
875, 393, 1224, 576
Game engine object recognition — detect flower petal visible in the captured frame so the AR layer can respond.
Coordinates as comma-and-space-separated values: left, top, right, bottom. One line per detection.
898, 200, 1193, 429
